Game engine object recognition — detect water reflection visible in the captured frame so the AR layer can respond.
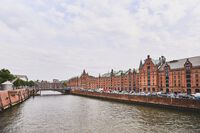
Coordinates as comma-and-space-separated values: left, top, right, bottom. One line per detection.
0, 95, 200, 133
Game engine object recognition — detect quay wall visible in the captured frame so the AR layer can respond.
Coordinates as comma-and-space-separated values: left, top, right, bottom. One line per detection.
71, 90, 200, 111
0, 89, 33, 111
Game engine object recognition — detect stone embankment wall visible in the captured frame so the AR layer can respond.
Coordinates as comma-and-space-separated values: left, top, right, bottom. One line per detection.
71, 90, 200, 111
0, 89, 33, 111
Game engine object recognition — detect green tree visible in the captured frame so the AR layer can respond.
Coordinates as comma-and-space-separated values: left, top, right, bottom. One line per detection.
26, 80, 35, 87
28, 80, 35, 87
13, 79, 35, 88
0, 69, 15, 84
13, 79, 25, 88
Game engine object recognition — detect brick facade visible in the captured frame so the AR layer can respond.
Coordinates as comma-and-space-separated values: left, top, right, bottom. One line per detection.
66, 55, 200, 94
139, 55, 159, 92
36, 80, 64, 89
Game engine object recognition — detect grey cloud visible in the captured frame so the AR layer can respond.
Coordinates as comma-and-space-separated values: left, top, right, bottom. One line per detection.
0, 0, 200, 81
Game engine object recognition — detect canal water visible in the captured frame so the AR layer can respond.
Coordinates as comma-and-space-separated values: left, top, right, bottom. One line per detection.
0, 91, 200, 133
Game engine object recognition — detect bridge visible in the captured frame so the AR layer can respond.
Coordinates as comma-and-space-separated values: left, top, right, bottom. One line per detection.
35, 88, 71, 95
33, 80, 71, 95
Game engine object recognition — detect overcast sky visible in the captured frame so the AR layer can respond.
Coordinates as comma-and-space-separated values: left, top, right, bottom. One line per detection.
0, 0, 200, 81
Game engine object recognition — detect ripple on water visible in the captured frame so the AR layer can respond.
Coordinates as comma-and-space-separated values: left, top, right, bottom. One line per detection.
0, 94, 200, 133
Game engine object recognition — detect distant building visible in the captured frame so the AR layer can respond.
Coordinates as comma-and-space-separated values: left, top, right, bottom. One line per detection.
0, 74, 29, 90
66, 55, 200, 94
158, 56, 200, 94
53, 79, 59, 83
14, 75, 28, 81
35, 80, 64, 89
1, 81, 13, 90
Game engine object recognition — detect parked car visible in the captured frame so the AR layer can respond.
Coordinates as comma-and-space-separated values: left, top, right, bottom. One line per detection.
95, 88, 104, 93
129, 91, 136, 95
177, 93, 188, 99
111, 90, 119, 94
140, 92, 146, 96
88, 89, 95, 92
192, 93, 200, 100
134, 92, 140, 96
146, 92, 151, 96
157, 92, 167, 97
150, 92, 157, 97
177, 93, 194, 99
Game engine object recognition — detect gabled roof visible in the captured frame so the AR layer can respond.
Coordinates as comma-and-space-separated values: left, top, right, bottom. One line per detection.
1, 81, 13, 85
159, 56, 200, 71
113, 70, 123, 76
139, 60, 143, 69
88, 75, 96, 79
140, 57, 163, 70
101, 72, 111, 77
133, 69, 139, 73
152, 59, 160, 65
101, 69, 138, 77
68, 76, 78, 81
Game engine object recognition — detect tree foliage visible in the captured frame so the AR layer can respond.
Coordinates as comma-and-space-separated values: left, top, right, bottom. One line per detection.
0, 69, 15, 84
0, 68, 35, 88
13, 79, 35, 87
13, 79, 25, 87
27, 80, 35, 87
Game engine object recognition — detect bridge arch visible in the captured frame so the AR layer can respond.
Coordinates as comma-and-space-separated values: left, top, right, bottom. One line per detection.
36, 88, 71, 95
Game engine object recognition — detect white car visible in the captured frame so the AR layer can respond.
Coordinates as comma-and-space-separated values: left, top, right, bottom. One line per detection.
140, 92, 146, 96
192, 93, 200, 100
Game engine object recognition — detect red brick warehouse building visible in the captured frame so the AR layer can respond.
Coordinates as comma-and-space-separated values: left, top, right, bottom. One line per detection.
66, 55, 200, 94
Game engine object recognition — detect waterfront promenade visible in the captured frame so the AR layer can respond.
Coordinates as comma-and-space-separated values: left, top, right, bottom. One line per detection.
71, 89, 200, 111
1, 88, 200, 112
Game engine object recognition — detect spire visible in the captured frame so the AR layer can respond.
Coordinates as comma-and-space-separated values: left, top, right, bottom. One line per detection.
185, 58, 191, 66
139, 60, 143, 69
83, 69, 86, 75
111, 69, 114, 76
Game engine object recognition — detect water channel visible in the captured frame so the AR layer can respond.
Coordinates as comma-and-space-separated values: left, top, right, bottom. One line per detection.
0, 91, 200, 133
